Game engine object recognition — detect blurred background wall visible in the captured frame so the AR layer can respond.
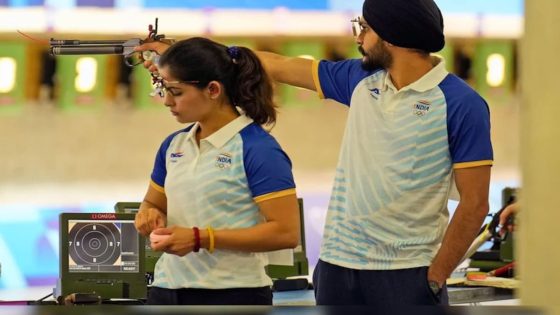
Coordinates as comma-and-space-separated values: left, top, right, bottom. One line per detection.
0, 0, 523, 296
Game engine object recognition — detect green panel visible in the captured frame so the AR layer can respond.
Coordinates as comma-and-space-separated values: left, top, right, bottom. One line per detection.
280, 41, 325, 107
56, 55, 109, 110
473, 41, 515, 100
266, 251, 309, 279
266, 198, 308, 280
0, 42, 27, 112
437, 43, 455, 73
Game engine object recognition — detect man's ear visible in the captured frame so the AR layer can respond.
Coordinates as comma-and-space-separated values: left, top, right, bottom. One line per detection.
207, 81, 222, 99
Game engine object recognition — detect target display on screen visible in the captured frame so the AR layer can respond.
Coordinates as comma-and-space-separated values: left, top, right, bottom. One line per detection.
67, 219, 140, 273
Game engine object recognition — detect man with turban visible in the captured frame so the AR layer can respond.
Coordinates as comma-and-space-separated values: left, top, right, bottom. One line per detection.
136, 0, 493, 306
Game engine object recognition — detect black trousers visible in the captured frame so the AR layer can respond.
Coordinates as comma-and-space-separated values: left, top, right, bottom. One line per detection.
147, 286, 273, 305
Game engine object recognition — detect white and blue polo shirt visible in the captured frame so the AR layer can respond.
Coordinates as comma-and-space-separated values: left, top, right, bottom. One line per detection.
149, 114, 296, 289
312, 57, 493, 270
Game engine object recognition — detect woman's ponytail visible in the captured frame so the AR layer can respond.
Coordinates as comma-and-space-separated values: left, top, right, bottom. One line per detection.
229, 46, 277, 126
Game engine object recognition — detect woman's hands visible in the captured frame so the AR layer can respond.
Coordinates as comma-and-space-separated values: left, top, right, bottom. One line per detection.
134, 207, 166, 237
150, 226, 199, 257
135, 207, 199, 257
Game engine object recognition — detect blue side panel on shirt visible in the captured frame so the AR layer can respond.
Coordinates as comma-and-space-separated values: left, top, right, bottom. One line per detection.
151, 125, 195, 188
240, 123, 295, 198
318, 59, 379, 106
440, 74, 494, 164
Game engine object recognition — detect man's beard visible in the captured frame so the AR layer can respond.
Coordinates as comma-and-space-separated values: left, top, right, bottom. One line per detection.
359, 40, 393, 71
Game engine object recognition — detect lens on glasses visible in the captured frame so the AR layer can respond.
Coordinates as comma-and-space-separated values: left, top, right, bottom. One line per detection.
351, 18, 361, 37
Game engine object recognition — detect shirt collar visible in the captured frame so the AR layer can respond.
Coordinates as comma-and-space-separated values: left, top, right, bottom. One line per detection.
186, 114, 254, 149
382, 56, 448, 93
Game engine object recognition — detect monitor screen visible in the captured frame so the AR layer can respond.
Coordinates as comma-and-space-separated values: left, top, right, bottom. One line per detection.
67, 218, 140, 273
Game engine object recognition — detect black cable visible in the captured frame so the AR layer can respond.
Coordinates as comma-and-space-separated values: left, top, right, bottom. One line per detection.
26, 292, 58, 305
37, 292, 53, 302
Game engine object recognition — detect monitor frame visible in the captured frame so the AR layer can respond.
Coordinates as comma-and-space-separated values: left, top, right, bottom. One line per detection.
56, 212, 146, 300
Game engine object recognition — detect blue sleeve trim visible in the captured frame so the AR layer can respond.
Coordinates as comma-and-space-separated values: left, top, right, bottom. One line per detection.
240, 124, 296, 198
440, 74, 494, 164
150, 125, 194, 187
317, 59, 378, 106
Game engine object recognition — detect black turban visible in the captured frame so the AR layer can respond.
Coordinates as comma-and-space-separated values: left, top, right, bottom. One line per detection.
362, 0, 445, 52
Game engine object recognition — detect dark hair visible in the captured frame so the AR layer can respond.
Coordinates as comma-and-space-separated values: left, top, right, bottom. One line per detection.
158, 37, 277, 125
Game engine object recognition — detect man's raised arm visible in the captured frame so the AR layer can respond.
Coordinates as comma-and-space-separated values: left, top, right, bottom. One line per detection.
255, 51, 316, 91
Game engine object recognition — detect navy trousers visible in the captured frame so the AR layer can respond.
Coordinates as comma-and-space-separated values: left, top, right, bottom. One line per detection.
147, 286, 273, 305
313, 259, 449, 306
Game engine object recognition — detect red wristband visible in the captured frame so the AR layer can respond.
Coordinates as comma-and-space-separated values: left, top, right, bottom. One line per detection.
193, 227, 200, 252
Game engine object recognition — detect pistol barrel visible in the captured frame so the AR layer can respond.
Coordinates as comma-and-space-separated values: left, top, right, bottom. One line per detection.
49, 39, 127, 46
50, 46, 125, 55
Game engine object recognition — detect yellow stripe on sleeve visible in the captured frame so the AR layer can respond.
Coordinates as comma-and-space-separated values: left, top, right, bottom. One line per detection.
150, 180, 165, 194
254, 188, 297, 203
312, 60, 324, 99
453, 160, 493, 169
